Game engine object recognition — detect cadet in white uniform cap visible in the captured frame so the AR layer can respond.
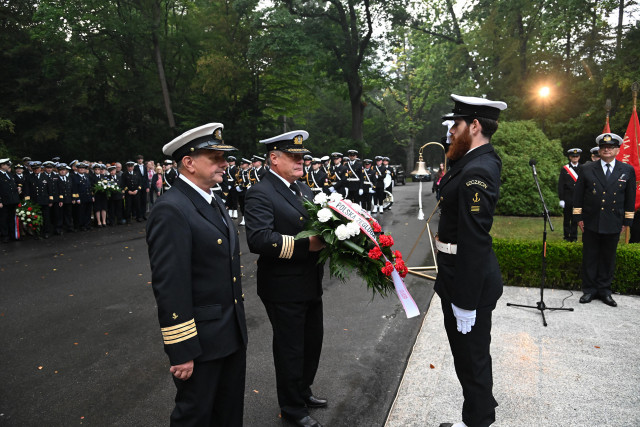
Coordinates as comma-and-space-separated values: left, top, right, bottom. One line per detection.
244, 130, 327, 427
573, 133, 636, 307
146, 123, 247, 427
435, 94, 507, 427
558, 148, 583, 241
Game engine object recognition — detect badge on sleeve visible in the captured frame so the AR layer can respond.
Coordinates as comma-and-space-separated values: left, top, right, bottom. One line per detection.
471, 192, 480, 213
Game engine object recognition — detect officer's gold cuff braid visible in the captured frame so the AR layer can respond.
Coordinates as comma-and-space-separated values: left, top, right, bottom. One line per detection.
625, 211, 635, 219
279, 235, 295, 259
573, 207, 582, 214
161, 319, 197, 345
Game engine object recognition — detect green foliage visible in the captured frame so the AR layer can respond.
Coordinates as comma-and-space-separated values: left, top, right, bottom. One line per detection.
494, 239, 640, 294
491, 120, 565, 216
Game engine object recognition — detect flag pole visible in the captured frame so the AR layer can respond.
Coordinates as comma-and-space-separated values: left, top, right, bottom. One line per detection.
627, 82, 639, 243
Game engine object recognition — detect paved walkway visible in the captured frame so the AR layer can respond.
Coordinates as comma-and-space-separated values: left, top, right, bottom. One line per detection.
386, 286, 640, 427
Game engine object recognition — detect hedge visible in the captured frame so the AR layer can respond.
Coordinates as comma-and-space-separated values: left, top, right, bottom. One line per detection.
493, 239, 640, 295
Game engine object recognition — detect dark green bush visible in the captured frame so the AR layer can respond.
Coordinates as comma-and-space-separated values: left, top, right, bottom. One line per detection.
491, 120, 565, 216
493, 239, 640, 294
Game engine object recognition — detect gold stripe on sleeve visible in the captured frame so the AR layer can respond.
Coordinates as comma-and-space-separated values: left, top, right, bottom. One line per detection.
625, 211, 635, 219
573, 208, 582, 214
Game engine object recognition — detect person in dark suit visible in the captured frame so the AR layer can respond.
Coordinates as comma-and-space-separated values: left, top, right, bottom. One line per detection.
55, 164, 75, 233
434, 94, 507, 427
164, 159, 179, 188
360, 159, 377, 214
133, 154, 149, 219
344, 149, 363, 203
325, 152, 346, 197
224, 156, 239, 218
0, 158, 20, 242
25, 161, 54, 239
304, 157, 328, 195
123, 161, 142, 223
146, 122, 247, 426
71, 163, 94, 231
235, 158, 252, 226
249, 155, 267, 185
12, 164, 27, 201
573, 133, 636, 307
557, 148, 582, 241
244, 131, 327, 427
372, 156, 387, 214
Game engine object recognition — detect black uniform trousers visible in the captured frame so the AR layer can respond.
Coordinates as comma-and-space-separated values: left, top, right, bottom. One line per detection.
374, 187, 385, 206
56, 203, 74, 232
441, 300, 497, 427
77, 202, 93, 229
225, 186, 238, 210
237, 192, 246, 215
562, 203, 578, 241
39, 203, 53, 236
261, 297, 323, 419
581, 228, 620, 297
170, 348, 246, 427
124, 193, 140, 222
0, 203, 18, 240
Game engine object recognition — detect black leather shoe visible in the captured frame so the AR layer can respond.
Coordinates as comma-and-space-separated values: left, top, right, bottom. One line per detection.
439, 424, 454, 427
304, 395, 328, 408
579, 293, 595, 303
601, 295, 617, 307
282, 414, 322, 427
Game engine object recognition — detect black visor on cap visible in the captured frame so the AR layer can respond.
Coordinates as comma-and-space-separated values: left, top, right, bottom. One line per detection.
173, 136, 237, 161
445, 101, 502, 121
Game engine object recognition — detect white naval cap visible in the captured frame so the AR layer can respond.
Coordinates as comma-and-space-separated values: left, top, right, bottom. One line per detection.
596, 133, 623, 147
259, 130, 311, 155
163, 123, 237, 161
443, 94, 507, 120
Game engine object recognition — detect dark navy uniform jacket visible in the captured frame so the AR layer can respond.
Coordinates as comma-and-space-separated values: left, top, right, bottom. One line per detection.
27, 173, 55, 205
245, 172, 323, 302
572, 160, 636, 234
71, 173, 93, 203
434, 144, 503, 311
557, 163, 581, 202
146, 178, 247, 366
0, 171, 20, 205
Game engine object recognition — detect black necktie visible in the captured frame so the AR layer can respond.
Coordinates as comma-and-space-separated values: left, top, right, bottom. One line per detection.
605, 164, 611, 180
290, 182, 301, 196
211, 197, 228, 229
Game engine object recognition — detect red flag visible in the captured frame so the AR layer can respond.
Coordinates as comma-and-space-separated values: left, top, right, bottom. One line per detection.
616, 109, 640, 210
603, 116, 611, 133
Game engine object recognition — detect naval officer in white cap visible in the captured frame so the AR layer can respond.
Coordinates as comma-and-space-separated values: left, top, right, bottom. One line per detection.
244, 130, 327, 427
146, 123, 248, 426
434, 94, 507, 427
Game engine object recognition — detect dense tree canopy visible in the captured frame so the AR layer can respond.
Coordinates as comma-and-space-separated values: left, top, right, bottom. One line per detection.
0, 0, 638, 168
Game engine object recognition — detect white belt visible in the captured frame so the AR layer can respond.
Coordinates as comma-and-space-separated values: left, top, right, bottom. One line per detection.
436, 239, 457, 254
311, 187, 322, 192
347, 178, 360, 182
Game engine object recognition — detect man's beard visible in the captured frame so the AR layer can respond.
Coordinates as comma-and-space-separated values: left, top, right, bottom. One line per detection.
446, 126, 472, 161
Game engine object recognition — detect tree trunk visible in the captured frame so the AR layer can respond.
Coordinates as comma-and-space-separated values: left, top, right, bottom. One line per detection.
616, 0, 624, 53
348, 78, 364, 141
152, 1, 175, 128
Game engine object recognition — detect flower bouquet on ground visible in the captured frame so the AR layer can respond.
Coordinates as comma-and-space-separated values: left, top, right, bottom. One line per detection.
93, 179, 121, 197
16, 200, 43, 235
296, 192, 418, 317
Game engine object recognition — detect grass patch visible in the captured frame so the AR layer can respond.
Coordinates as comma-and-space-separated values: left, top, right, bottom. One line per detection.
491, 216, 565, 241
491, 216, 628, 243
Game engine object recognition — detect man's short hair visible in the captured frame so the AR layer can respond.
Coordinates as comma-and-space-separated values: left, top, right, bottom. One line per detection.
465, 117, 499, 139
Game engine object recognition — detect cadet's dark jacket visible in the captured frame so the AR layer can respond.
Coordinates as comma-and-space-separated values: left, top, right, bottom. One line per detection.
305, 168, 328, 191
249, 166, 267, 185
56, 174, 74, 203
12, 173, 27, 200
557, 163, 581, 202
374, 165, 387, 189
327, 163, 347, 192
245, 172, 323, 302
71, 173, 93, 203
165, 168, 178, 186
362, 167, 377, 188
434, 144, 503, 311
146, 178, 247, 366
572, 160, 636, 234
0, 171, 19, 205
122, 171, 142, 194
27, 173, 55, 205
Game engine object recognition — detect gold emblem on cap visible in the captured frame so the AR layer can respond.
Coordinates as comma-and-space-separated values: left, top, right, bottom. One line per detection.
215, 129, 223, 140
604, 135, 612, 142
294, 135, 303, 145
172, 313, 178, 320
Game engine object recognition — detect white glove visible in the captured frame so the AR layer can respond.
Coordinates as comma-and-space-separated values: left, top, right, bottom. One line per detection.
559, 200, 565, 208
329, 186, 336, 193
358, 189, 363, 195
452, 303, 476, 334
369, 188, 375, 194
236, 186, 242, 192
221, 199, 226, 204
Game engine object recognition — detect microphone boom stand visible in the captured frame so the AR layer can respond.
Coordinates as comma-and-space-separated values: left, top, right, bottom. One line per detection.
506, 160, 573, 326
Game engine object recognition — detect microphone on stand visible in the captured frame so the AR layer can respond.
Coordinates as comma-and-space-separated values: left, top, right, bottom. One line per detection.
529, 158, 537, 176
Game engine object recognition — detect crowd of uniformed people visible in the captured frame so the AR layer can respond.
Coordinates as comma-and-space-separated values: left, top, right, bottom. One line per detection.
0, 150, 398, 242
